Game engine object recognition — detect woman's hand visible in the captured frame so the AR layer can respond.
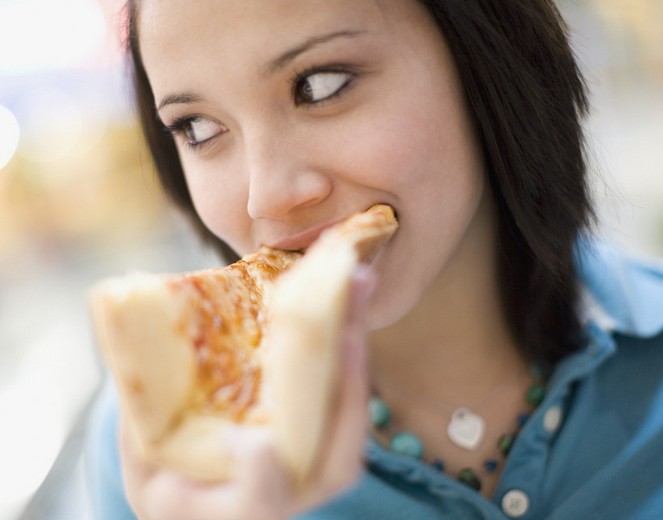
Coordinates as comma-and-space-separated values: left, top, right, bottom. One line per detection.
119, 268, 374, 520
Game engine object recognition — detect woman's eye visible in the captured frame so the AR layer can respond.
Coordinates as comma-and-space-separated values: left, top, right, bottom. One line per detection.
167, 116, 226, 148
294, 71, 353, 105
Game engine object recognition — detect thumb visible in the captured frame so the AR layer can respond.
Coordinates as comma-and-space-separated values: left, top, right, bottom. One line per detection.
343, 264, 376, 371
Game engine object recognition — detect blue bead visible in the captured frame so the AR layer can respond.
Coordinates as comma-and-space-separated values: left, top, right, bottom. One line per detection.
431, 459, 445, 472
369, 397, 391, 428
484, 459, 499, 474
517, 413, 530, 428
390, 432, 424, 459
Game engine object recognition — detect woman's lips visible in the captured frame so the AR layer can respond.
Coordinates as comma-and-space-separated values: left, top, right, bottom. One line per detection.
267, 220, 342, 252
266, 204, 397, 253
265, 203, 398, 252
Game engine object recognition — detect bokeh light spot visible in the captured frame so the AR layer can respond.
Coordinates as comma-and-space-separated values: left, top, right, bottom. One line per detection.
0, 105, 20, 170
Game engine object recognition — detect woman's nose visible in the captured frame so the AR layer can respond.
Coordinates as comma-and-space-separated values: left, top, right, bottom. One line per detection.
245, 130, 332, 220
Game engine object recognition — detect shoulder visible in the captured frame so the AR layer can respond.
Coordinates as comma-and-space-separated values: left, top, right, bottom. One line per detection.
561, 235, 663, 445
575, 235, 663, 339
540, 241, 663, 517
572, 235, 663, 396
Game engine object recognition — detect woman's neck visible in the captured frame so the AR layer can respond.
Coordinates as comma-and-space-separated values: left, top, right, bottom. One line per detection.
368, 193, 527, 404
366, 196, 534, 499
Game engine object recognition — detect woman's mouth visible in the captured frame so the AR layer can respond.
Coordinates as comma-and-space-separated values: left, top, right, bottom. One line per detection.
267, 220, 342, 252
266, 204, 398, 254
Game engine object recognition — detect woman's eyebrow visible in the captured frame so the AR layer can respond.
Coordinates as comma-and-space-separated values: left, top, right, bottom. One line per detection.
263, 29, 366, 75
157, 92, 204, 112
156, 30, 367, 112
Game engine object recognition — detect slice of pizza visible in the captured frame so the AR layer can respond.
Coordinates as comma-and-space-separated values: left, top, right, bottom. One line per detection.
90, 204, 398, 486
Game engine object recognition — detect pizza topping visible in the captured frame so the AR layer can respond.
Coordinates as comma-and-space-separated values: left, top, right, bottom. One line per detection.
170, 249, 300, 422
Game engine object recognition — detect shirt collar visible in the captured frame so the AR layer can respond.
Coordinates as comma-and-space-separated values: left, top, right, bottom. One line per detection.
574, 234, 663, 338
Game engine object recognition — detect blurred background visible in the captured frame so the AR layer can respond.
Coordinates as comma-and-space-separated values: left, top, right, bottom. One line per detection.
0, 0, 661, 518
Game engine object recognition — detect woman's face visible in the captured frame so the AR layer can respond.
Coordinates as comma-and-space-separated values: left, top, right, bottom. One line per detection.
139, 0, 490, 328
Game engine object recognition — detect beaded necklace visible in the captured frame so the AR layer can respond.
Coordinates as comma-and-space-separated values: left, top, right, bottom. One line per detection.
368, 372, 546, 492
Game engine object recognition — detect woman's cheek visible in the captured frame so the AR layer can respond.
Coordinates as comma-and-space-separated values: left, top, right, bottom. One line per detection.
182, 161, 251, 252
338, 100, 436, 190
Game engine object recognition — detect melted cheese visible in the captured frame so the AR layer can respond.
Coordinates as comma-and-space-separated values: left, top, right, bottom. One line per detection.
170, 248, 300, 422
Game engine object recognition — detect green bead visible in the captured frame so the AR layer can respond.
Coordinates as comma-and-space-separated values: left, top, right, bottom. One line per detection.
457, 468, 482, 491
369, 397, 392, 428
526, 384, 546, 407
390, 432, 424, 459
498, 433, 515, 455
530, 364, 545, 381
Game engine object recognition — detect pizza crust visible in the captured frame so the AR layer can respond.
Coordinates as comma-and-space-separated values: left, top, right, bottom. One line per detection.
91, 275, 197, 448
268, 239, 359, 487
90, 205, 398, 486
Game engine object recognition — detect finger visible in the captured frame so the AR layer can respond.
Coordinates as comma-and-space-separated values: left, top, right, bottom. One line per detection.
349, 264, 377, 317
140, 428, 292, 520
295, 267, 373, 510
323, 303, 371, 482
320, 264, 373, 479
231, 427, 294, 520
119, 416, 160, 517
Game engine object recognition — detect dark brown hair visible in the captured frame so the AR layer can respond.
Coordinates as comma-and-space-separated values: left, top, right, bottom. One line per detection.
125, 0, 594, 365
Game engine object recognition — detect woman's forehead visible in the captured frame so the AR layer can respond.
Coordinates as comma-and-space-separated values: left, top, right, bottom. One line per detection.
137, 0, 440, 97
136, 0, 435, 52
138, 0, 384, 35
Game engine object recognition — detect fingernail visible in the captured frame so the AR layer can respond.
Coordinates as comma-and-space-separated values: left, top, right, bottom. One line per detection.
351, 265, 377, 310
343, 334, 367, 375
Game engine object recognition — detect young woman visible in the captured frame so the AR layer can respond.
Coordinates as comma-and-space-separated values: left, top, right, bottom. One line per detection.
86, 0, 663, 518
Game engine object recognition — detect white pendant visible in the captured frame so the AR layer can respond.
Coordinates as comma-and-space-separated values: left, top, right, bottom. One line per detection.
447, 408, 486, 451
